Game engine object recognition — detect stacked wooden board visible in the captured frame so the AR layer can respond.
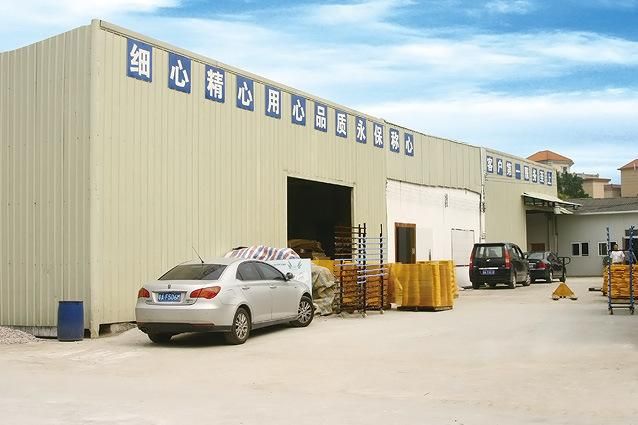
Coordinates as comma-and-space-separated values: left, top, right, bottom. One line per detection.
602, 265, 638, 298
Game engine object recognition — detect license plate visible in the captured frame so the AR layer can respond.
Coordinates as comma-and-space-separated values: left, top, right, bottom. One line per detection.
157, 292, 181, 302
480, 269, 496, 275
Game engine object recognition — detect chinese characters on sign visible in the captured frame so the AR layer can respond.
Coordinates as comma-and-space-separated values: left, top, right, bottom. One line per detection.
486, 156, 494, 173
532, 168, 538, 183
168, 53, 191, 93
291, 95, 306, 126
355, 117, 367, 144
205, 66, 225, 102
404, 133, 414, 156
515, 163, 521, 180
524, 165, 530, 181
314, 103, 327, 132
265, 86, 281, 119
547, 171, 553, 186
496, 158, 504, 175
373, 123, 384, 148
539, 170, 545, 184
236, 76, 254, 111
335, 111, 347, 138
127, 38, 152, 82
389, 129, 400, 153
506, 161, 513, 177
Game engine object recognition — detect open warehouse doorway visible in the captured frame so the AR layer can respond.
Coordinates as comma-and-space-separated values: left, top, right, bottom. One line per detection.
287, 177, 352, 259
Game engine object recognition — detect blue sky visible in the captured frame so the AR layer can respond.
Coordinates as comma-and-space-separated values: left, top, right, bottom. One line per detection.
1, 0, 637, 181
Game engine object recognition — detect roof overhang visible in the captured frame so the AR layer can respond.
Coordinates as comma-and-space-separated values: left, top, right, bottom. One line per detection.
522, 192, 581, 213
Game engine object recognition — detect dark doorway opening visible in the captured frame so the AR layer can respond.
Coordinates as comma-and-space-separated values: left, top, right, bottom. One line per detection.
395, 222, 416, 264
287, 177, 352, 259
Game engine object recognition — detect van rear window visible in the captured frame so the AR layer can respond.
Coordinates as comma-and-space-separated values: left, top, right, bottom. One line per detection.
475, 246, 504, 258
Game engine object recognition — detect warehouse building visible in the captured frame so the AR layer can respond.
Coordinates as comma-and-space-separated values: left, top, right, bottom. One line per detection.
1, 20, 567, 336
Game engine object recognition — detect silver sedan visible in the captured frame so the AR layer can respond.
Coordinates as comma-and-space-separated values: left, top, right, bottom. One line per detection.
135, 257, 314, 344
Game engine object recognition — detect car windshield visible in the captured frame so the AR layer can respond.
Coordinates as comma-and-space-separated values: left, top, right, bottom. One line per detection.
475, 246, 504, 258
528, 252, 545, 260
159, 264, 227, 280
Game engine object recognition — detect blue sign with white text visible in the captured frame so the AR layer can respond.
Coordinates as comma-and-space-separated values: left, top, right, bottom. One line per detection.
405, 133, 414, 156
524, 165, 530, 181
127, 38, 152, 82
373, 123, 384, 148
236, 76, 254, 111
291, 95, 306, 125
355, 117, 367, 144
515, 163, 521, 180
486, 156, 494, 173
547, 171, 553, 186
389, 129, 400, 153
335, 110, 348, 138
265, 86, 281, 119
204, 65, 225, 103
506, 161, 513, 177
315, 103, 327, 132
168, 53, 191, 93
496, 158, 504, 175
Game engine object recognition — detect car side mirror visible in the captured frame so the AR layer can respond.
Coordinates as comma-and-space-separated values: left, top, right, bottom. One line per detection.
285, 272, 294, 281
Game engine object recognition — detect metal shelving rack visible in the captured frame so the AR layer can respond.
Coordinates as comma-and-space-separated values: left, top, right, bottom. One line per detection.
606, 226, 635, 315
333, 223, 388, 316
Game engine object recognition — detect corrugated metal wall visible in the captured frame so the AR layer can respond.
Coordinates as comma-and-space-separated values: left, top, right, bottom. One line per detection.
90, 22, 393, 327
483, 148, 557, 248
386, 128, 482, 194
0, 26, 92, 330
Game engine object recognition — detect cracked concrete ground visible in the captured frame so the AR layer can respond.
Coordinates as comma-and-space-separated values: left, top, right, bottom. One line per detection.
1, 277, 636, 425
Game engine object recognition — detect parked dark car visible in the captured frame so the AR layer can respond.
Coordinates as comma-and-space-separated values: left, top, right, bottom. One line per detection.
527, 251, 564, 283
469, 243, 530, 289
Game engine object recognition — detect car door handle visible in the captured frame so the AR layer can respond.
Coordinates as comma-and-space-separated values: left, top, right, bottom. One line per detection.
241, 286, 250, 290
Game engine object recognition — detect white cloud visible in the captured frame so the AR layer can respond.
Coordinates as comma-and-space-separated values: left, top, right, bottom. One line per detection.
308, 0, 414, 26
485, 0, 535, 14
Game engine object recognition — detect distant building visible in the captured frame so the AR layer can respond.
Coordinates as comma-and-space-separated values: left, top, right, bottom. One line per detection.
557, 197, 638, 276
527, 150, 574, 174
580, 174, 611, 199
619, 159, 638, 198
604, 184, 622, 199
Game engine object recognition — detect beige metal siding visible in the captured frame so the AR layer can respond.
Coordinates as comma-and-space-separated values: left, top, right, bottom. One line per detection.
386, 130, 482, 194
90, 24, 388, 326
0, 27, 91, 329
484, 149, 557, 248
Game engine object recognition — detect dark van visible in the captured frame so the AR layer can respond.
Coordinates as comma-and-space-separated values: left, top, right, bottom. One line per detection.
469, 243, 530, 289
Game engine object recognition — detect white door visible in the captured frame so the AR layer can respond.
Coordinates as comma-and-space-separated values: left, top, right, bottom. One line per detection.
236, 262, 272, 323
256, 263, 299, 320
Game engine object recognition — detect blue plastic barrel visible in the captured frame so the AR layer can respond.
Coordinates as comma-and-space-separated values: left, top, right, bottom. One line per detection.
57, 301, 84, 341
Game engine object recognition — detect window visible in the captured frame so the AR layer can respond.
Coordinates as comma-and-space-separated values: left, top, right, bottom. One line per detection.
598, 242, 615, 257
236, 262, 262, 281
255, 263, 285, 281
572, 242, 589, 257
159, 264, 226, 280
475, 245, 504, 259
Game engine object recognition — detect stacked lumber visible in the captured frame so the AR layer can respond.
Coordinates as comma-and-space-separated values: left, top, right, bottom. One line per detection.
602, 265, 638, 298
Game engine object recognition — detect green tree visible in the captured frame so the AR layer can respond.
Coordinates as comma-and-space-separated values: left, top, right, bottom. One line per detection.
557, 172, 589, 200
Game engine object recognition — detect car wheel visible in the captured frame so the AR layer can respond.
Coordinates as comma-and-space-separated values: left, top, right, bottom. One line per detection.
148, 333, 172, 344
224, 307, 250, 345
472, 281, 481, 289
290, 296, 314, 328
508, 272, 516, 289
522, 273, 531, 286
547, 270, 553, 283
